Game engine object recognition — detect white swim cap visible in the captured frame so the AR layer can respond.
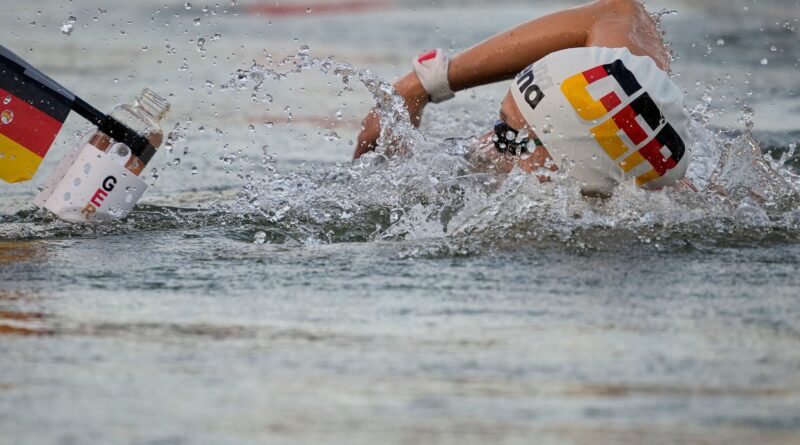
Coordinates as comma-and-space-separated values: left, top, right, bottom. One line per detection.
511, 47, 692, 193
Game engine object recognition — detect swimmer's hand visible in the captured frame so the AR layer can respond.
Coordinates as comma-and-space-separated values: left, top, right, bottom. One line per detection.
353, 72, 429, 159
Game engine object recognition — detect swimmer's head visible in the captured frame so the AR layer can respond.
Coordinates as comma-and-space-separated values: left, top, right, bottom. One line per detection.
508, 47, 692, 193
492, 89, 542, 155
499, 89, 529, 132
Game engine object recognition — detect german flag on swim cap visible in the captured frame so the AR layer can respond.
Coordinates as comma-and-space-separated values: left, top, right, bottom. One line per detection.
0, 45, 74, 183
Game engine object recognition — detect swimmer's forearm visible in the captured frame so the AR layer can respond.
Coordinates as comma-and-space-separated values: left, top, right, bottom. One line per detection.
446, 1, 609, 91
356, 1, 627, 159
393, 2, 594, 104
398, 2, 619, 102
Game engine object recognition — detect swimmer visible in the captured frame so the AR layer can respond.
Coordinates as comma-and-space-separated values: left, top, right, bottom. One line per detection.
354, 0, 697, 196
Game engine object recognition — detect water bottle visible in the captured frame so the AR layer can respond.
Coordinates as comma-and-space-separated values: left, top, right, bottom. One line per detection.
34, 89, 171, 222
87, 88, 170, 175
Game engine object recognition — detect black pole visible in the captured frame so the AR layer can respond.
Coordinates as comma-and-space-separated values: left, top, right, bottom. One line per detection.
1, 45, 156, 163
71, 97, 152, 158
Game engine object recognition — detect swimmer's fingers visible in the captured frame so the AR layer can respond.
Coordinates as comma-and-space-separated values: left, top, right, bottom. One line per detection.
354, 109, 381, 159
353, 93, 427, 160
353, 73, 429, 159
405, 95, 426, 128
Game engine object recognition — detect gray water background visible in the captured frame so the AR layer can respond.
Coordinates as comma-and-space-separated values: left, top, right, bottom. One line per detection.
1, 0, 800, 444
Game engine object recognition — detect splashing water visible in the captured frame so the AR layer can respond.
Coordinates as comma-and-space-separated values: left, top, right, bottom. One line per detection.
60, 16, 77, 36
3, 47, 799, 254
649, 9, 679, 68
207, 49, 800, 253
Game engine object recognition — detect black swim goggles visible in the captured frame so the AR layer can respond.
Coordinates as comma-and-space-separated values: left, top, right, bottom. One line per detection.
493, 120, 530, 155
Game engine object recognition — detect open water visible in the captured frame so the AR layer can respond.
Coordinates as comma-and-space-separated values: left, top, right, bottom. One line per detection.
1, 1, 799, 444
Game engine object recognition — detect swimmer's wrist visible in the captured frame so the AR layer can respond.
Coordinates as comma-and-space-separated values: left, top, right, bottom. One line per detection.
395, 72, 430, 105
411, 49, 455, 103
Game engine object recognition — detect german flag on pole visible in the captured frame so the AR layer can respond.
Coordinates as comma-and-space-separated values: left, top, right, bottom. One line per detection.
0, 45, 153, 184
0, 46, 74, 183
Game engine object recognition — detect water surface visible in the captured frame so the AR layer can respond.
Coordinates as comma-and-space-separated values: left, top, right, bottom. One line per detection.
1, 1, 800, 444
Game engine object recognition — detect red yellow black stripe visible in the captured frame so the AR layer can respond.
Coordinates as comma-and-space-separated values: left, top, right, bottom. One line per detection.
0, 49, 74, 182
0, 87, 64, 157
0, 47, 73, 123
562, 59, 688, 186
0, 64, 72, 123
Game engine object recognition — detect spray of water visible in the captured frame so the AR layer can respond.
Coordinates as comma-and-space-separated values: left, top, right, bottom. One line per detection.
207, 48, 800, 253
2, 47, 799, 254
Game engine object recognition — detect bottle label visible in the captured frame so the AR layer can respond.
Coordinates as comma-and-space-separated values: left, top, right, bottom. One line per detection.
34, 142, 148, 223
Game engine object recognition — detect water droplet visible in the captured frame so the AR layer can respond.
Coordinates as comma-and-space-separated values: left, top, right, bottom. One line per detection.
254, 231, 267, 244
196, 37, 206, 53
211, 33, 221, 41
191, 166, 198, 175
0, 110, 14, 124
323, 129, 340, 142
760, 58, 769, 65
171, 158, 181, 166
193, 17, 201, 26
771, 46, 778, 52
184, 2, 192, 9
60, 16, 76, 35
2, 96, 10, 105
716, 38, 725, 46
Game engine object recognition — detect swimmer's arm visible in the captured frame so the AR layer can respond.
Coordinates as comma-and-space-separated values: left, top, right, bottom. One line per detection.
355, 0, 635, 159
446, 1, 605, 91
402, 0, 628, 95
